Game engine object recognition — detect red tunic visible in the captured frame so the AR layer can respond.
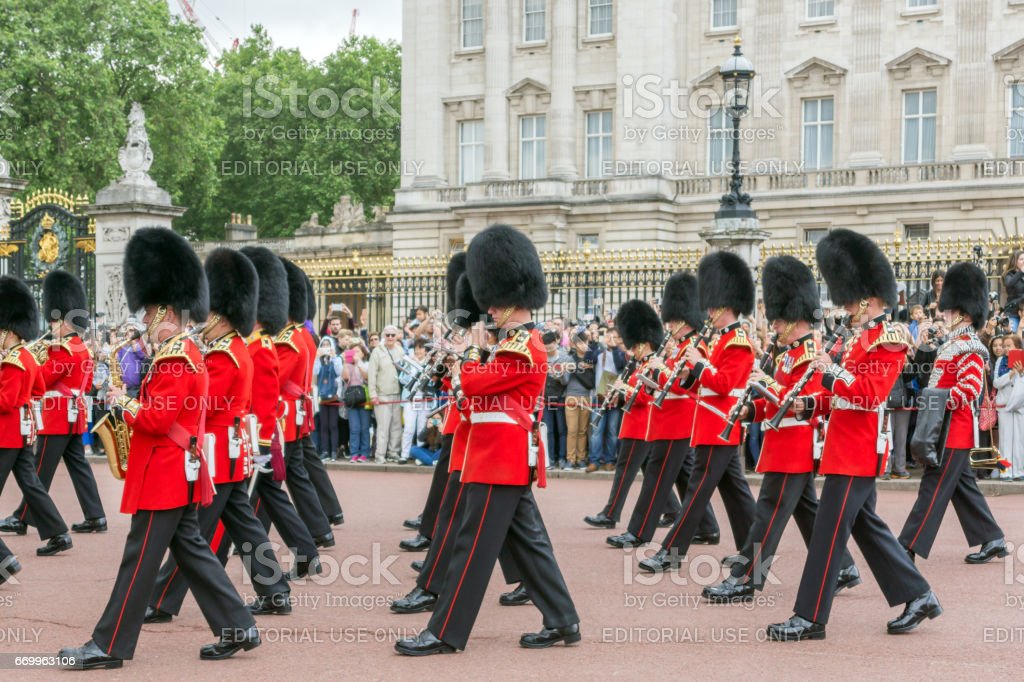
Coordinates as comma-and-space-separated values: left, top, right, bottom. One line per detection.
645, 336, 708, 442
752, 335, 824, 474
460, 328, 546, 487
246, 331, 282, 448
37, 334, 93, 435
689, 323, 755, 447
206, 332, 253, 484
117, 334, 207, 514
927, 329, 986, 450
0, 345, 39, 449
440, 376, 460, 436
275, 324, 308, 443
816, 318, 907, 477
295, 326, 317, 438
618, 357, 652, 441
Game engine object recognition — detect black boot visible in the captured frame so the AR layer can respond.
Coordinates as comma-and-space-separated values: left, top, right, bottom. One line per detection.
403, 515, 422, 530
766, 615, 826, 642
314, 532, 335, 548
657, 514, 675, 528
144, 606, 173, 624
394, 629, 455, 656
887, 591, 942, 634
0, 516, 27, 535
390, 587, 437, 614
71, 517, 108, 533
499, 583, 531, 606
249, 593, 292, 616
399, 533, 430, 552
583, 512, 615, 529
637, 548, 680, 573
691, 532, 720, 545
965, 538, 1009, 565
199, 625, 261, 660
606, 532, 642, 549
37, 534, 73, 556
702, 575, 755, 603
328, 513, 344, 527
411, 559, 424, 572
834, 565, 862, 594
59, 641, 123, 669
519, 624, 581, 649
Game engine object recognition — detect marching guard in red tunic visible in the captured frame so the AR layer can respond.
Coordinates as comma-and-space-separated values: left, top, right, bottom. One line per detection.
395, 224, 579, 655
767, 229, 938, 642
60, 227, 258, 669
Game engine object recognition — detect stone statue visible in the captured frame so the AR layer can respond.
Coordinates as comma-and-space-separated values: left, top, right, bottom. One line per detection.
300, 211, 321, 230
116, 102, 156, 186
328, 195, 366, 231
105, 266, 127, 324
372, 205, 389, 223
0, 147, 8, 178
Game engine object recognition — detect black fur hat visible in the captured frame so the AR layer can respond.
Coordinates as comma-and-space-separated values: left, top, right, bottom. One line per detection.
279, 258, 308, 323
467, 225, 548, 311
451, 273, 487, 329
239, 246, 289, 335
205, 248, 258, 337
762, 255, 821, 324
304, 276, 316, 323
815, 229, 897, 307
123, 227, 209, 323
939, 262, 988, 330
697, 251, 754, 316
42, 269, 88, 330
446, 251, 467, 311
615, 300, 664, 350
661, 272, 702, 328
0, 276, 39, 341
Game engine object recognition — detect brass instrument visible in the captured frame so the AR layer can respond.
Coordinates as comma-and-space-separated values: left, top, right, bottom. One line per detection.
92, 335, 137, 480
588, 357, 638, 425
622, 333, 671, 414
26, 331, 54, 366
719, 332, 780, 442
651, 318, 716, 409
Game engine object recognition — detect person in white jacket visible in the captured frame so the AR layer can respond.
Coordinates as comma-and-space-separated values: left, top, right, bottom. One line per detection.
992, 335, 1024, 480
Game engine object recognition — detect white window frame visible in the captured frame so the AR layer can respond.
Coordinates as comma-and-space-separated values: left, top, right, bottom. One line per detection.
902, 89, 937, 164
1009, 82, 1024, 158
806, 0, 835, 19
588, 0, 613, 37
904, 224, 931, 241
461, 0, 484, 50
458, 120, 484, 185
585, 110, 613, 178
711, 0, 738, 30
520, 114, 547, 180
802, 97, 834, 170
907, 0, 937, 8
804, 228, 829, 244
707, 107, 732, 175
523, 0, 546, 43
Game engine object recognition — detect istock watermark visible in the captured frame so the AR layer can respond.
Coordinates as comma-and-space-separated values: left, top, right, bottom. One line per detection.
620, 75, 782, 121
242, 76, 398, 120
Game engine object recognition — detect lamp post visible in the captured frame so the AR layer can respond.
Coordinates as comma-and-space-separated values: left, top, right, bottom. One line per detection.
716, 35, 756, 221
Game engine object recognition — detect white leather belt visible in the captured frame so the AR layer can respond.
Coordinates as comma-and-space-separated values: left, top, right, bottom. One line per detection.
470, 412, 519, 425
832, 397, 875, 412
43, 390, 79, 399
698, 388, 745, 398
661, 394, 690, 401
773, 417, 808, 429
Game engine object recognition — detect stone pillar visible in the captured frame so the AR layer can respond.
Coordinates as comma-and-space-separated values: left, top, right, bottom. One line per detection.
700, 216, 770, 267
548, 0, 577, 180
404, 0, 450, 188
89, 103, 185, 325
951, 0, 993, 160
847, 0, 885, 167
482, 0, 512, 181
0, 148, 29, 240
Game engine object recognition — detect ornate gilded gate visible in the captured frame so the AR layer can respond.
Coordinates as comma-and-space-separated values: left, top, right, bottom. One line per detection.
0, 189, 96, 316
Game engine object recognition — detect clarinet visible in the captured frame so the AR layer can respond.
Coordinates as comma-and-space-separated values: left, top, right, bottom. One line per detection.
651, 319, 715, 409
622, 333, 670, 414
718, 332, 780, 442
589, 356, 638, 424
766, 316, 852, 431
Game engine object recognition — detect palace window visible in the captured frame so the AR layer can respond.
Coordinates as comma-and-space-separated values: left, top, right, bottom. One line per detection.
806, 0, 834, 19
802, 97, 834, 170
711, 0, 738, 29
1010, 83, 1024, 157
461, 0, 484, 49
520, 114, 547, 179
708, 108, 732, 175
907, 0, 937, 8
524, 0, 546, 42
585, 111, 613, 178
904, 224, 931, 241
902, 89, 936, 164
804, 228, 828, 244
589, 0, 613, 36
458, 120, 484, 185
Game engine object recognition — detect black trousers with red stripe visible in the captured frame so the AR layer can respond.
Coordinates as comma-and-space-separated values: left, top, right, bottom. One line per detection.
661, 445, 756, 554
92, 505, 255, 660
427, 483, 578, 650
279, 440, 331, 538
301, 435, 343, 519
729, 471, 855, 589
626, 439, 719, 543
794, 475, 929, 625
13, 433, 104, 525
242, 472, 319, 568
898, 448, 1003, 559
149, 480, 289, 616
600, 439, 682, 523
0, 446, 67, 540
418, 435, 453, 540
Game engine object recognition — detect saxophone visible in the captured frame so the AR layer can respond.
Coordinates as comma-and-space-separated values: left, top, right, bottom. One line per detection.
92, 336, 135, 480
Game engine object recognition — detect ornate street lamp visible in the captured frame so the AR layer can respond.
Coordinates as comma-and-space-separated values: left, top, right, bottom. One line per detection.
716, 36, 756, 221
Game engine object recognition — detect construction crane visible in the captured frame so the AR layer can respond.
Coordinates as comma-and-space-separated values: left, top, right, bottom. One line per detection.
176, 0, 237, 67
349, 8, 359, 38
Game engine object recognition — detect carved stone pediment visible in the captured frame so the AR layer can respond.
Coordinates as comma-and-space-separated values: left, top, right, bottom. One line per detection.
507, 78, 551, 114
885, 47, 951, 79
994, 37, 1024, 71
690, 66, 721, 89
785, 57, 848, 88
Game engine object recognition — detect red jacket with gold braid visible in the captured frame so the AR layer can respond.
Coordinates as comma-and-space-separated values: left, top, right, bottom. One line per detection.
115, 333, 207, 514
246, 330, 281, 448
642, 335, 708, 442
440, 376, 460, 436
295, 326, 317, 438
0, 345, 39, 449
275, 324, 308, 442
37, 334, 92, 435
751, 334, 824, 474
618, 356, 652, 441
688, 323, 755, 447
926, 326, 986, 450
459, 327, 546, 487
205, 332, 253, 484
814, 316, 907, 477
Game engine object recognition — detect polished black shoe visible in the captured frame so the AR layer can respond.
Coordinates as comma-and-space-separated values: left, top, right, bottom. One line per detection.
288, 556, 323, 580
403, 515, 422, 530
657, 514, 675, 528
394, 629, 455, 656
199, 625, 261, 660
249, 593, 292, 616
37, 533, 73, 556
606, 532, 643, 549
834, 565, 862, 594
721, 553, 743, 568
0, 516, 27, 535
399, 533, 430, 552
766, 615, 826, 642
59, 640, 123, 669
499, 583, 532, 606
314, 532, 335, 549
329, 513, 345, 527
390, 587, 437, 614
411, 559, 425, 572
520, 623, 581, 649
0, 557, 22, 586
144, 606, 173, 624
71, 517, 107, 533
583, 512, 616, 529
691, 532, 720, 545
638, 548, 681, 574
702, 576, 755, 603
887, 591, 942, 634
965, 538, 1009, 565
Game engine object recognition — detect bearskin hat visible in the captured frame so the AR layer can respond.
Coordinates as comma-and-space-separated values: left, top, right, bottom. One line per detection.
446, 251, 467, 311
697, 251, 754, 316
279, 258, 308, 323
124, 227, 208, 323
0, 276, 39, 341
939, 262, 988, 330
762, 255, 821, 324
205, 248, 258, 337
304, 276, 316, 323
41, 269, 88, 331
661, 272, 702, 328
239, 246, 289, 336
615, 300, 664, 350
466, 225, 548, 311
815, 229, 897, 307
451, 273, 487, 330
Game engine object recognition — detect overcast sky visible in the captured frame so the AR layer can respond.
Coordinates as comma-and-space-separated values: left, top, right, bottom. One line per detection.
168, 0, 403, 62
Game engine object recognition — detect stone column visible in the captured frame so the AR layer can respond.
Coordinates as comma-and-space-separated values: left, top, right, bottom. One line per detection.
404, 0, 450, 188
847, 0, 885, 167
89, 103, 185, 325
951, 0, 993, 160
0, 148, 29, 239
548, 0, 577, 180
482, 0, 512, 181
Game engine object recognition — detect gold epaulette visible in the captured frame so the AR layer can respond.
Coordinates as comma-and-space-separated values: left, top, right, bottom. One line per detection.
245, 330, 261, 345
1, 346, 25, 370
868, 322, 909, 352
495, 329, 534, 363
29, 342, 50, 366
794, 339, 817, 368
274, 325, 299, 353
206, 332, 240, 367
725, 328, 753, 351
152, 334, 200, 373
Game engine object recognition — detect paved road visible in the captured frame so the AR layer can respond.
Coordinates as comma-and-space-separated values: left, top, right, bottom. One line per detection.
0, 463, 1021, 679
